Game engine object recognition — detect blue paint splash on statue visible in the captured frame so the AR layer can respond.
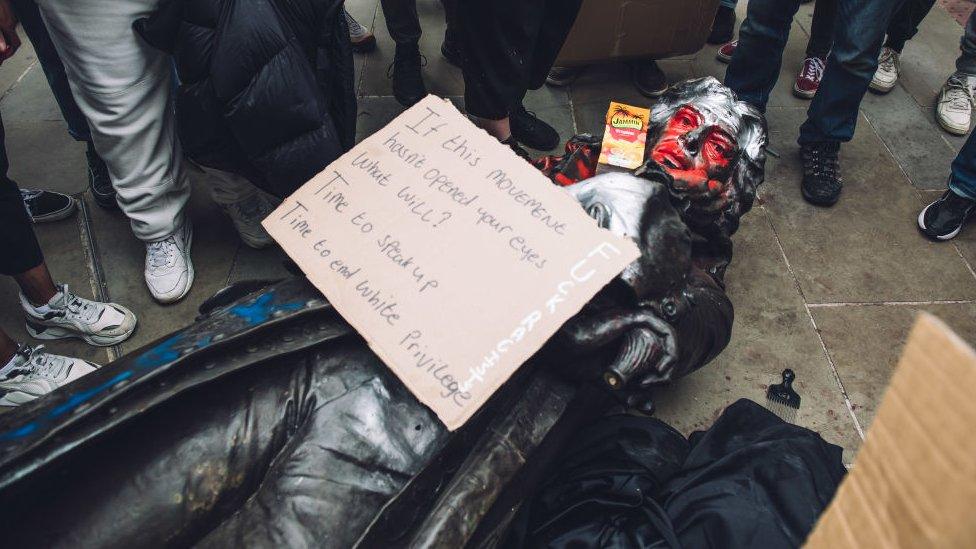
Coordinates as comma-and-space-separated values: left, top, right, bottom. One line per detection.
0, 289, 307, 441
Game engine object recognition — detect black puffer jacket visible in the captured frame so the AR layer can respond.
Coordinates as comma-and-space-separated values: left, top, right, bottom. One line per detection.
136, 0, 356, 198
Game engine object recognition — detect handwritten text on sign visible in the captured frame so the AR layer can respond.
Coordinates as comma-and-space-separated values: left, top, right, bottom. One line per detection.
263, 96, 639, 430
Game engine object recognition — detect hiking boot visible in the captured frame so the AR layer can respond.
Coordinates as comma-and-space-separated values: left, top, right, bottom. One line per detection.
936, 74, 975, 136
0, 345, 98, 407
21, 283, 136, 347
793, 56, 826, 99
632, 59, 667, 98
918, 188, 976, 240
145, 220, 194, 304
870, 47, 900, 94
708, 5, 736, 45
800, 142, 843, 206
20, 188, 75, 223
546, 66, 585, 87
389, 44, 427, 107
86, 142, 116, 210
510, 104, 560, 151
223, 192, 277, 249
716, 39, 737, 64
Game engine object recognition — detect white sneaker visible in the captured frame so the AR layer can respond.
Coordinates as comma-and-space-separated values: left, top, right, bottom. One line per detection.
936, 74, 975, 135
223, 192, 277, 249
870, 47, 900, 93
145, 220, 194, 304
0, 345, 98, 407
20, 284, 137, 347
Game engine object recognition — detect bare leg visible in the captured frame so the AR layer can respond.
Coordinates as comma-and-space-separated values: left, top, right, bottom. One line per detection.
0, 327, 17, 365
14, 262, 57, 307
472, 116, 512, 141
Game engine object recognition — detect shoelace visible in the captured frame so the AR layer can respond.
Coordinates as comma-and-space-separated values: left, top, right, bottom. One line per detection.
19, 189, 42, 201
878, 48, 898, 73
147, 237, 178, 270
941, 75, 975, 112
802, 57, 825, 81
3, 345, 68, 382
57, 285, 100, 323
387, 53, 428, 78
803, 148, 839, 180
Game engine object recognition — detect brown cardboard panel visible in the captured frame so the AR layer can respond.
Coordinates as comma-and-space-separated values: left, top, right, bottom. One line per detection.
805, 313, 976, 548
264, 96, 639, 431
556, 0, 720, 66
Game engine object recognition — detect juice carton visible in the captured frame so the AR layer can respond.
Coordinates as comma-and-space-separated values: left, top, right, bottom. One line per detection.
598, 101, 650, 169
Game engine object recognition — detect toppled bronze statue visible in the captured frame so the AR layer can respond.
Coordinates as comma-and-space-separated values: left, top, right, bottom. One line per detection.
0, 77, 766, 548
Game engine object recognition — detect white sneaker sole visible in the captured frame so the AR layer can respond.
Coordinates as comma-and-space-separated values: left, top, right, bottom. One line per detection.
917, 202, 962, 241
936, 113, 970, 136
25, 320, 133, 347
792, 82, 816, 99
0, 391, 41, 407
869, 79, 896, 94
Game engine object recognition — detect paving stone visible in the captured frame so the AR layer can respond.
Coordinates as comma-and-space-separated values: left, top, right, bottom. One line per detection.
861, 85, 958, 190
4, 120, 87, 196
0, 63, 63, 123
0, 28, 37, 99
897, 4, 963, 108
228, 245, 292, 284
811, 302, 976, 431
85, 180, 241, 354
654, 210, 863, 463
762, 110, 976, 303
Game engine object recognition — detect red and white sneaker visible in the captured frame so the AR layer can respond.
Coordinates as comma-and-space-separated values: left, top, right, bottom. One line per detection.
793, 56, 826, 99
716, 40, 737, 64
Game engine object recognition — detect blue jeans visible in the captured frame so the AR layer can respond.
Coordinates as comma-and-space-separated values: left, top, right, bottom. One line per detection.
950, 131, 976, 199
11, 0, 91, 142
725, 0, 899, 145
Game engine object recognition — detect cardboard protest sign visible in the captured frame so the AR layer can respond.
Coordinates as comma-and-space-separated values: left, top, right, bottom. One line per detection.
263, 95, 639, 430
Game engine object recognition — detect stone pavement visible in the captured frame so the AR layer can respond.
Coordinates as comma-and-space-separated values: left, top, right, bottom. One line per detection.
2, 0, 975, 463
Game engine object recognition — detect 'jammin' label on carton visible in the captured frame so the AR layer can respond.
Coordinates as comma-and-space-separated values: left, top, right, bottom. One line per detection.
598, 102, 650, 169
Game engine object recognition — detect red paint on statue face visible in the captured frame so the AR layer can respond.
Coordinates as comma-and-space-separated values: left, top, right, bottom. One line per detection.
650, 105, 737, 199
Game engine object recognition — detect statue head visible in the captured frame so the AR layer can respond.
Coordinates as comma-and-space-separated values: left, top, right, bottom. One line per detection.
645, 77, 767, 233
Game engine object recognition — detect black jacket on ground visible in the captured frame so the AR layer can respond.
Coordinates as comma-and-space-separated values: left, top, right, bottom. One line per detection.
136, 0, 356, 198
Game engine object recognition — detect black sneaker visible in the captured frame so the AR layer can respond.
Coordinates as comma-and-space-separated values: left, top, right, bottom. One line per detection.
510, 104, 560, 151
21, 188, 76, 223
546, 66, 585, 87
708, 5, 736, 45
631, 60, 668, 98
918, 189, 975, 240
800, 142, 843, 206
502, 136, 531, 161
86, 142, 116, 210
389, 44, 427, 107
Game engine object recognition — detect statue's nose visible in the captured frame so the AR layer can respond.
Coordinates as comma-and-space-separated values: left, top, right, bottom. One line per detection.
680, 126, 707, 155
587, 202, 611, 229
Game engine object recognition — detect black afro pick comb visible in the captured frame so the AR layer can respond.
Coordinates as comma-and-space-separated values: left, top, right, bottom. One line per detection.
766, 369, 801, 423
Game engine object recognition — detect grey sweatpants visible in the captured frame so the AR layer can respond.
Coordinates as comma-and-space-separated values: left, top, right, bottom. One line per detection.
34, 0, 190, 242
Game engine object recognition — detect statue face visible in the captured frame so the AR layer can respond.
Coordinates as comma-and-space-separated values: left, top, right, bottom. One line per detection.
649, 105, 738, 206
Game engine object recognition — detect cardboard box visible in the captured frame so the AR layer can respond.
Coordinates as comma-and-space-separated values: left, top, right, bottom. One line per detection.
555, 0, 721, 67
804, 313, 976, 548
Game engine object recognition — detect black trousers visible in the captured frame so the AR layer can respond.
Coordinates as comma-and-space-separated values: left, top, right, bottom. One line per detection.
458, 0, 582, 119
380, 0, 456, 46
885, 0, 936, 52
0, 114, 43, 276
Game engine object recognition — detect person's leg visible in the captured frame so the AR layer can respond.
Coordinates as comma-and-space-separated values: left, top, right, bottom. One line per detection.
14, 263, 57, 306
917, 130, 976, 240
36, 0, 193, 303
380, 0, 426, 106
710, 0, 739, 45
884, 0, 936, 53
0, 328, 16, 366
34, 0, 190, 242
798, 0, 895, 145
725, 0, 803, 111
957, 8, 976, 76
805, 0, 837, 59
